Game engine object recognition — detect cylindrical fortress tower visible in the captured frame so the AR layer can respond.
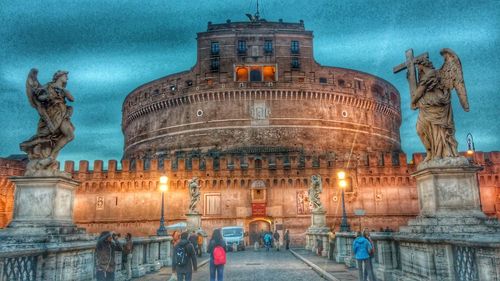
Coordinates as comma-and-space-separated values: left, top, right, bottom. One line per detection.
122, 19, 401, 161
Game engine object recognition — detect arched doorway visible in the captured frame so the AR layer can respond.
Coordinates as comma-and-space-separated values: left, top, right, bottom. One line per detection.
248, 219, 271, 245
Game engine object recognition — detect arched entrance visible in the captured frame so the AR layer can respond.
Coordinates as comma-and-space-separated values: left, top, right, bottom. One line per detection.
248, 219, 271, 245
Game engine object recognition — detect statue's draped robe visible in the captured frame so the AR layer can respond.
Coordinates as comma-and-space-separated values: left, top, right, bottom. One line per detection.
414, 69, 458, 159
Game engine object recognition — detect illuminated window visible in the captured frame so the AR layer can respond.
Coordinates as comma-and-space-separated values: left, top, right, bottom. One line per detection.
234, 65, 277, 82
263, 66, 276, 81
236, 67, 248, 81
250, 66, 262, 82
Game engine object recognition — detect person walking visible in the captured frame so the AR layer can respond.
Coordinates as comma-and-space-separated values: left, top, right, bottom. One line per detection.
172, 232, 198, 281
95, 231, 123, 281
189, 231, 199, 257
263, 232, 272, 252
363, 229, 377, 281
352, 231, 374, 281
328, 230, 336, 260
122, 233, 134, 281
197, 232, 204, 257
207, 229, 226, 281
284, 229, 290, 250
273, 230, 281, 251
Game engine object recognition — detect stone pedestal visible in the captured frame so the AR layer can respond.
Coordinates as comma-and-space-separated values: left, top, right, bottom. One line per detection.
390, 158, 500, 281
0, 176, 97, 281
186, 213, 202, 231
1, 176, 86, 239
400, 159, 497, 234
305, 209, 331, 256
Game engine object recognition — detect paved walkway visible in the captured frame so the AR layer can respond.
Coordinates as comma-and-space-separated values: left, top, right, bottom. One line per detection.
135, 249, 328, 281
291, 248, 359, 281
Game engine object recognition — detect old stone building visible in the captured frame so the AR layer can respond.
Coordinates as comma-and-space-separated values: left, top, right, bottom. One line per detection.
1, 18, 499, 244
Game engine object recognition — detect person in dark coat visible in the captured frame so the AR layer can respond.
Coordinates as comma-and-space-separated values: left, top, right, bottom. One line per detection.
189, 230, 199, 256
95, 231, 123, 281
172, 232, 198, 281
284, 229, 291, 250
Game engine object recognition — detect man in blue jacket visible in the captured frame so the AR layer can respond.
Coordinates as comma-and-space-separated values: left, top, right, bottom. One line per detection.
352, 232, 374, 281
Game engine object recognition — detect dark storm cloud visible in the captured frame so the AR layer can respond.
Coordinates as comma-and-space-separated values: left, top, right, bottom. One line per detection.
1, 0, 499, 164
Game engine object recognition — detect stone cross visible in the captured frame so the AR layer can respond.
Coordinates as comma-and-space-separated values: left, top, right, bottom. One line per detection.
393, 49, 428, 105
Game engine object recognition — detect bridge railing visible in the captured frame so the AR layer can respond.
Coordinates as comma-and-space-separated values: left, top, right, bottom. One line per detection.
0, 235, 172, 281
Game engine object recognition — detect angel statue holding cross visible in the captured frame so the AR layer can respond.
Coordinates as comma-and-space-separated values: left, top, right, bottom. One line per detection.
394, 48, 470, 162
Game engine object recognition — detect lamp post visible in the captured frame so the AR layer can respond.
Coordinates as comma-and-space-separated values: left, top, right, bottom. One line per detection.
466, 133, 483, 210
157, 176, 168, 236
466, 133, 475, 162
337, 171, 350, 232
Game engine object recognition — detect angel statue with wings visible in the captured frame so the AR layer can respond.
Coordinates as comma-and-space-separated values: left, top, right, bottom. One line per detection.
21, 68, 75, 177
308, 174, 323, 212
188, 177, 201, 214
394, 48, 469, 162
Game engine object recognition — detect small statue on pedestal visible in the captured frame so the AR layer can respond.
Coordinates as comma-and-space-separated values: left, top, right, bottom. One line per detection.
308, 175, 323, 212
188, 177, 201, 214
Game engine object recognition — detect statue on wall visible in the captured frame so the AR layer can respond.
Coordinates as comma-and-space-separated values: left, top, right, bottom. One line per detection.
188, 177, 201, 213
21, 69, 75, 177
394, 48, 469, 162
308, 175, 323, 212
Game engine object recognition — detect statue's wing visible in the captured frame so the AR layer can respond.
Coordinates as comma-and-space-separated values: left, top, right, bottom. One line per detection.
439, 48, 469, 111
25, 68, 41, 108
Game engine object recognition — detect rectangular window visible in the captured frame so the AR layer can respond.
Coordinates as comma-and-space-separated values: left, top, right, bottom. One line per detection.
319, 77, 327, 84
204, 193, 221, 215
210, 58, 219, 71
211, 42, 220, 55
291, 40, 300, 54
291, 57, 300, 69
237, 40, 247, 54
264, 40, 273, 53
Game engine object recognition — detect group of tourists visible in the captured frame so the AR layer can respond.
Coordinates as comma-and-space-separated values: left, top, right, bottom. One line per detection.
254, 229, 291, 251
352, 228, 376, 281
95, 232, 133, 281
171, 229, 226, 281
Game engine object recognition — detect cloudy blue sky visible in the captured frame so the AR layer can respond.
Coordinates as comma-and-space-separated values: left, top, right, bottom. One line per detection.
0, 0, 498, 165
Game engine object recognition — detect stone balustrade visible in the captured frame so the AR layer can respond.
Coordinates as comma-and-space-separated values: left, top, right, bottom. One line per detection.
0, 235, 172, 281
333, 231, 500, 281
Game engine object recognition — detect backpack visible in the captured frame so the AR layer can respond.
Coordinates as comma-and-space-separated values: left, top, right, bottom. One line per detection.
213, 246, 226, 265
175, 245, 188, 267
264, 234, 272, 244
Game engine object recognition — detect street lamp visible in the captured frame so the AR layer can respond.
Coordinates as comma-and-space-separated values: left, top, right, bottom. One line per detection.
466, 133, 475, 159
337, 171, 350, 232
157, 176, 168, 236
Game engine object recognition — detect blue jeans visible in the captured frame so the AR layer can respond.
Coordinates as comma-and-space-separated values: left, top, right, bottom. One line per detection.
210, 259, 224, 281
177, 271, 192, 281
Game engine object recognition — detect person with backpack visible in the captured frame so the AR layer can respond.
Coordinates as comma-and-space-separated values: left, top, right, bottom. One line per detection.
172, 232, 198, 281
263, 232, 272, 252
207, 229, 226, 281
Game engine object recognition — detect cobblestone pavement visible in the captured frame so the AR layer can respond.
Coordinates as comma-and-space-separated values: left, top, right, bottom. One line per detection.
291, 248, 359, 281
135, 249, 327, 281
